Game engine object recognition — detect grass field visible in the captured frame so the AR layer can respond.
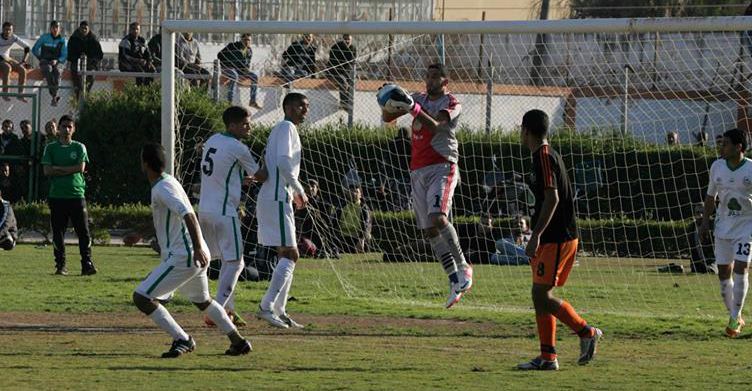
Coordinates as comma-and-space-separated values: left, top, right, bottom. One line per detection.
0, 244, 748, 391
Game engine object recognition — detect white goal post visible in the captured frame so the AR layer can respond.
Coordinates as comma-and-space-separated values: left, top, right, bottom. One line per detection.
160, 16, 752, 175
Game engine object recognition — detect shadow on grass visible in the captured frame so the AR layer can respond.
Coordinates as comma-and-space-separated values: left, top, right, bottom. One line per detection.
107, 365, 420, 372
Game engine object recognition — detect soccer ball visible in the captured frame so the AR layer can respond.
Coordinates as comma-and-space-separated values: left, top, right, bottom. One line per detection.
377, 83, 412, 113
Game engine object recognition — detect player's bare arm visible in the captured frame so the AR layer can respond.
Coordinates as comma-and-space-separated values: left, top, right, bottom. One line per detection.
525, 187, 559, 258
698, 194, 716, 244
253, 166, 268, 183
183, 213, 209, 268
414, 110, 450, 136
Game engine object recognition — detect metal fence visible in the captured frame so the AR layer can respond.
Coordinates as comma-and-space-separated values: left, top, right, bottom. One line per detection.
0, 0, 433, 43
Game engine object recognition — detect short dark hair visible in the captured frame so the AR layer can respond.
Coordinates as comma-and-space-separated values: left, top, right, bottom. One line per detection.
282, 92, 307, 109
129, 22, 140, 29
1, 119, 11, 126
241, 33, 251, 39
79, 20, 89, 27
427, 63, 448, 78
20, 120, 30, 127
222, 106, 250, 127
522, 109, 549, 139
50, 20, 59, 27
58, 115, 75, 126
2, 22, 12, 29
307, 178, 319, 187
723, 128, 748, 151
141, 143, 166, 173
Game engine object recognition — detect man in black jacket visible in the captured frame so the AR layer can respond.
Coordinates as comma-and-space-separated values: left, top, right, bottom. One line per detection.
68, 21, 103, 99
119, 22, 155, 86
328, 34, 356, 110
281, 34, 316, 81
218, 34, 261, 109
0, 189, 17, 251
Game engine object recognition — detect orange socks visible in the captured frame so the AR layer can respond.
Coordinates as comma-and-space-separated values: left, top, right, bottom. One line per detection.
536, 313, 557, 361
554, 300, 594, 338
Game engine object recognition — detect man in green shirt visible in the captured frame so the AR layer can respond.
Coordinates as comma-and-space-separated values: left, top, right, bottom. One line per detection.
41, 115, 97, 275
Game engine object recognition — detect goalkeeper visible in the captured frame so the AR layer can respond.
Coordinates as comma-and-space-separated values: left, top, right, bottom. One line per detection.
380, 64, 472, 308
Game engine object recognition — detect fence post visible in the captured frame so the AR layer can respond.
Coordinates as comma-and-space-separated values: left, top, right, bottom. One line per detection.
348, 62, 355, 128
212, 59, 220, 103
485, 60, 493, 134
78, 55, 87, 108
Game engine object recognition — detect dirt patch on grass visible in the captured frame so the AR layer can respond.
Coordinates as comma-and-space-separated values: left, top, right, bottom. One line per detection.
0, 311, 509, 338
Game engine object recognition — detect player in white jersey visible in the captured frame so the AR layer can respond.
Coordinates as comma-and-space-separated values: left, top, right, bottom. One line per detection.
133, 143, 252, 358
198, 105, 267, 328
0, 22, 31, 102
699, 128, 752, 337
381, 63, 473, 308
255, 92, 309, 329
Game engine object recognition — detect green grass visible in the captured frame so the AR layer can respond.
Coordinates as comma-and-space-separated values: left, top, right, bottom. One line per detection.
0, 244, 746, 390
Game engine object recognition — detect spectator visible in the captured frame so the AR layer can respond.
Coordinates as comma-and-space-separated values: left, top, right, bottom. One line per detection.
281, 34, 316, 81
44, 119, 58, 144
296, 179, 337, 258
0, 162, 18, 202
15, 119, 32, 155
175, 32, 209, 87
666, 131, 680, 145
147, 31, 162, 70
32, 20, 67, 106
41, 115, 97, 276
332, 185, 372, 253
218, 34, 261, 108
490, 216, 531, 266
327, 34, 356, 110
67, 21, 103, 99
4, 119, 32, 201
0, 21, 31, 102
0, 189, 17, 250
0, 119, 18, 154
119, 22, 155, 86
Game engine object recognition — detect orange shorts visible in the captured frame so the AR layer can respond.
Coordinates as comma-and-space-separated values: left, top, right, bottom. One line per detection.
530, 239, 579, 287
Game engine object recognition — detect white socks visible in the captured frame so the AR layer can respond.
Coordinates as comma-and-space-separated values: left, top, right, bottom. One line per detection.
274, 272, 294, 315
429, 234, 457, 281
720, 279, 735, 316
204, 299, 238, 335
261, 258, 295, 312
216, 259, 244, 310
149, 305, 189, 341
439, 224, 469, 271
732, 273, 749, 318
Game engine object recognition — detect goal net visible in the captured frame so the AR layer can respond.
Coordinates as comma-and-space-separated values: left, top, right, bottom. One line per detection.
165, 18, 752, 318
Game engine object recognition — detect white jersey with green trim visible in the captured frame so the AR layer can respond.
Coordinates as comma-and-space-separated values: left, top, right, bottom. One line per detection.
258, 120, 304, 202
198, 132, 259, 217
151, 174, 199, 259
707, 157, 752, 239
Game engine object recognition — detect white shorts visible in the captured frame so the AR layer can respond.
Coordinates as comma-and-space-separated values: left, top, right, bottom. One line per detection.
199, 212, 243, 262
410, 163, 459, 229
257, 199, 296, 248
134, 255, 211, 303
714, 237, 752, 265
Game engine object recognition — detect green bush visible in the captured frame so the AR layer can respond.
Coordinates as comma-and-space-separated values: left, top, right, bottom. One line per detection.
73, 85, 716, 222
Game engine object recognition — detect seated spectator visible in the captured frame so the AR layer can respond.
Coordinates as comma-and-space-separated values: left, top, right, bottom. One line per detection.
0, 162, 18, 202
327, 34, 356, 110
0, 21, 31, 102
175, 32, 209, 87
67, 21, 103, 99
0, 119, 18, 154
32, 20, 67, 106
0, 189, 17, 250
666, 131, 680, 145
6, 119, 32, 201
281, 34, 316, 81
490, 216, 531, 266
332, 185, 372, 253
119, 22, 155, 86
147, 31, 162, 70
218, 34, 261, 108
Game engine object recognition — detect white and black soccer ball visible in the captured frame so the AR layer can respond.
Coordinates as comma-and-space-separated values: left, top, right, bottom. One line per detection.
377, 84, 413, 113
